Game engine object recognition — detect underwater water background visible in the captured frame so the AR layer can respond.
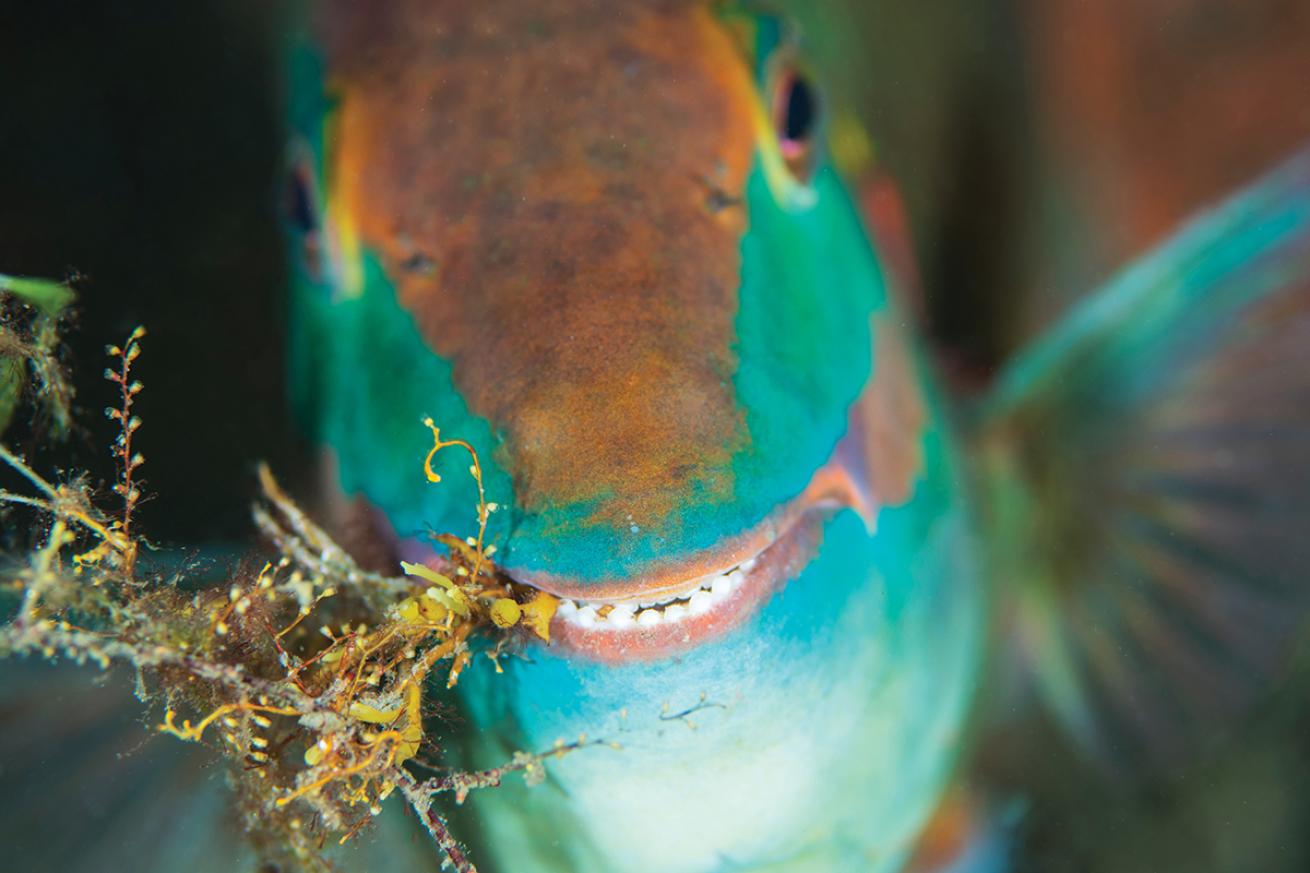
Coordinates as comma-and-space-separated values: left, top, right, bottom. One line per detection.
1, 1, 1309, 871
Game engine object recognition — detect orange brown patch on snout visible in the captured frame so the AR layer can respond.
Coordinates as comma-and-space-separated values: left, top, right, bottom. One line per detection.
318, 0, 759, 540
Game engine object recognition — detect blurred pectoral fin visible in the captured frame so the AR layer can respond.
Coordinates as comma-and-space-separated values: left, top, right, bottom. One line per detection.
979, 143, 1310, 772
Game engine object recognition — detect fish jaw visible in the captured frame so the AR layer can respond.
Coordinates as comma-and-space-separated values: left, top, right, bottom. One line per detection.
442, 373, 988, 872
450, 503, 987, 873
509, 432, 872, 664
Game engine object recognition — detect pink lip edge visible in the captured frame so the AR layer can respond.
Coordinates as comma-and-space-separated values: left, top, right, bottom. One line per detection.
531, 450, 871, 664
545, 507, 829, 663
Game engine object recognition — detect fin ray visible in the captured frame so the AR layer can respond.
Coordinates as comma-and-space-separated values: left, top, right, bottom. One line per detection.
981, 143, 1310, 770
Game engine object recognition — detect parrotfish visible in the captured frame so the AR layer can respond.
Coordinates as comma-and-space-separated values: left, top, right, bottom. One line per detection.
279, 2, 1310, 871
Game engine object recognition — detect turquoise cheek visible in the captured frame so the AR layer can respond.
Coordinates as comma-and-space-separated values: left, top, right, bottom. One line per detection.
448, 504, 985, 873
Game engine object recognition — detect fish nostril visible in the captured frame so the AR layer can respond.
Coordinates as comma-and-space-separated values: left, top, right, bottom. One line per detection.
698, 174, 742, 215
400, 251, 437, 277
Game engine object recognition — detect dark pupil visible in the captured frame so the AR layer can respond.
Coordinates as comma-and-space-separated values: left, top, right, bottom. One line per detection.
782, 75, 816, 142
287, 166, 318, 234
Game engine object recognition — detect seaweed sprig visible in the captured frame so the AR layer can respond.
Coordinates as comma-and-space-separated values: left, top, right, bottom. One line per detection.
102, 326, 146, 576
0, 307, 581, 872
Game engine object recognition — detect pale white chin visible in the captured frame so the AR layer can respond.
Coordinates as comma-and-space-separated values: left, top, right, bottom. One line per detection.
554, 555, 759, 631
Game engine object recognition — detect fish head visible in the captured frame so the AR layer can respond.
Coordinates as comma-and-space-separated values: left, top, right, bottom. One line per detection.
286, 2, 985, 869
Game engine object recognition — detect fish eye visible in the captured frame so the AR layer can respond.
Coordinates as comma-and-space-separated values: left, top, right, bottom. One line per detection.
285, 158, 319, 237
772, 67, 818, 181
285, 149, 324, 279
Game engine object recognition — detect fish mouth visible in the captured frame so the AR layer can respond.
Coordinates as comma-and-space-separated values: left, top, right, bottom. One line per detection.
504, 432, 873, 664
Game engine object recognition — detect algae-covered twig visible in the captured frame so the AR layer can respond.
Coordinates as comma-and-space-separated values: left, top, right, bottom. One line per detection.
395, 734, 614, 873
410, 734, 610, 804
397, 769, 478, 873
0, 314, 588, 873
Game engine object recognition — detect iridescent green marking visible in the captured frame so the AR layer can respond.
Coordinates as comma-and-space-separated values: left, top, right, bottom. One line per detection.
290, 253, 515, 546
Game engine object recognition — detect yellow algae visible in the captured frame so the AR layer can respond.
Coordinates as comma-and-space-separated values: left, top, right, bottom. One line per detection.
519, 592, 559, 643
489, 598, 522, 629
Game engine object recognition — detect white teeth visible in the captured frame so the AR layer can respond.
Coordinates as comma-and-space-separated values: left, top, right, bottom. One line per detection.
553, 553, 763, 631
